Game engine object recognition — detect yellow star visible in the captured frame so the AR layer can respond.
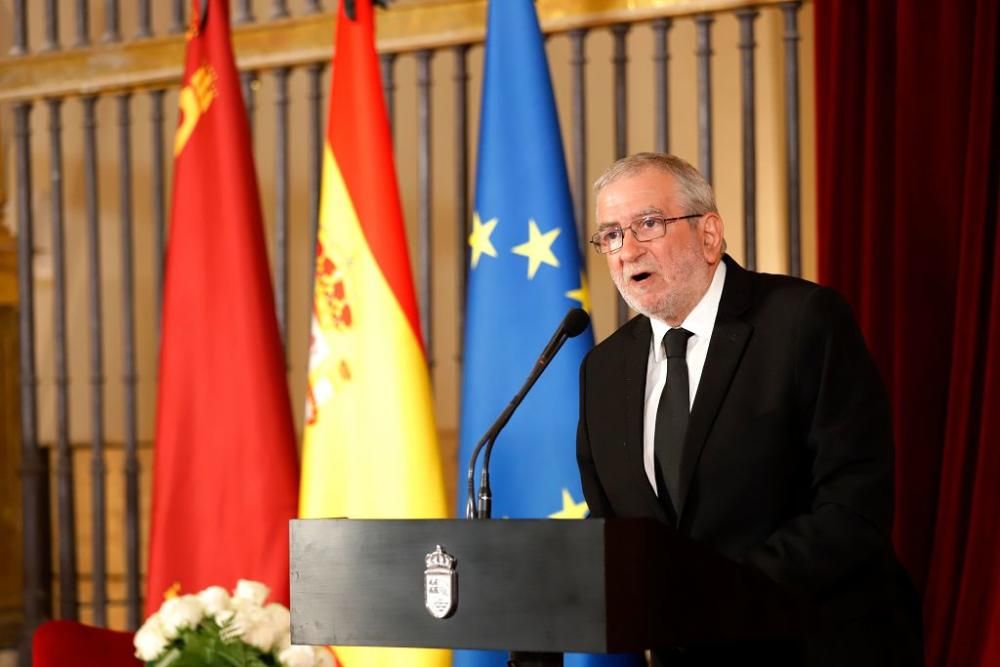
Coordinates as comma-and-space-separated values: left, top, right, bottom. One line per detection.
548, 489, 589, 519
565, 272, 591, 312
468, 211, 499, 269
511, 219, 561, 279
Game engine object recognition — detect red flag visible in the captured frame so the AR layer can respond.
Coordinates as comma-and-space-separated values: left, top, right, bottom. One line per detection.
145, 0, 299, 615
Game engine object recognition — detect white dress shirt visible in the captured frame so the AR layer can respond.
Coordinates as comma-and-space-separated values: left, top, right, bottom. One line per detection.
643, 260, 727, 494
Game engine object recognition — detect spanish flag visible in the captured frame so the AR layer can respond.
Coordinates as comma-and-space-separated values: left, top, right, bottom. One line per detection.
299, 1, 449, 665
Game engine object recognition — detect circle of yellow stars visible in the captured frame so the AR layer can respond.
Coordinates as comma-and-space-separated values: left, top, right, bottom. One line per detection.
468, 211, 590, 311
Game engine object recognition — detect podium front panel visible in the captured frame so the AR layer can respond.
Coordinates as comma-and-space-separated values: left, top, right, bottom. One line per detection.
290, 518, 642, 653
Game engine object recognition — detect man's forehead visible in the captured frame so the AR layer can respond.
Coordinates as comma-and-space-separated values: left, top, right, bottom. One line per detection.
597, 187, 676, 226
597, 169, 677, 213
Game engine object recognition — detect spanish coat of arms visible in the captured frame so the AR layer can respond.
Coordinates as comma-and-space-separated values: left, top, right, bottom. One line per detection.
424, 545, 457, 619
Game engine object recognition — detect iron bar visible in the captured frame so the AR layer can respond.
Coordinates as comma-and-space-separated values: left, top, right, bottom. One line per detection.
102, 0, 120, 43
416, 49, 434, 364
14, 101, 50, 657
241, 71, 256, 145
652, 18, 673, 154
612, 23, 630, 328
611, 24, 629, 161
380, 53, 398, 141
272, 0, 290, 20
569, 28, 588, 258
453, 44, 470, 352
136, 0, 152, 38
737, 8, 758, 270
117, 92, 141, 629
48, 97, 79, 620
782, 2, 803, 277
234, 0, 254, 25
11, 0, 28, 55
82, 95, 108, 628
695, 14, 714, 184
74, 0, 90, 47
43, 0, 59, 51
308, 63, 325, 291
170, 0, 185, 34
151, 90, 167, 340
274, 67, 291, 354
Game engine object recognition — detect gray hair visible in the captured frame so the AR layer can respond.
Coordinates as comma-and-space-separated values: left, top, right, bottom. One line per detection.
593, 152, 718, 215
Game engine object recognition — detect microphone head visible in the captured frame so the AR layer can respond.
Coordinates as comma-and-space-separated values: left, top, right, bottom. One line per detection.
563, 308, 591, 338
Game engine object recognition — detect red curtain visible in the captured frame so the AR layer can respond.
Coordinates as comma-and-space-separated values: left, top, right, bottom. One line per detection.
815, 0, 1000, 665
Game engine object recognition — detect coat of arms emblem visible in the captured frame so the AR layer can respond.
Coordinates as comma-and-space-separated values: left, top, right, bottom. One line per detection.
424, 545, 457, 619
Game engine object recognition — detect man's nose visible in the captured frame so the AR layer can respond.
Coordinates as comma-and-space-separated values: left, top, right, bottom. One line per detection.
618, 228, 644, 261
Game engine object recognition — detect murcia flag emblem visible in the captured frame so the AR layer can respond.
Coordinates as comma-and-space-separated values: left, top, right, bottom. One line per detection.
424, 545, 457, 619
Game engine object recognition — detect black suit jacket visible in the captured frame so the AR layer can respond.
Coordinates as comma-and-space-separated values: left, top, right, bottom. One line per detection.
577, 256, 922, 666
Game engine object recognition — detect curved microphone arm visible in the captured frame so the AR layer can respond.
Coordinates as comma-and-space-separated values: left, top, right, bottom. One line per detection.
464, 308, 590, 519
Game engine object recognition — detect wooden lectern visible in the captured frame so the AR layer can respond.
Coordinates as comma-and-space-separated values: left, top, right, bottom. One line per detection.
290, 519, 800, 665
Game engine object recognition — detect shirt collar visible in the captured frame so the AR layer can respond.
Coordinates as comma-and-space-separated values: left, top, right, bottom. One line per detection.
649, 260, 727, 361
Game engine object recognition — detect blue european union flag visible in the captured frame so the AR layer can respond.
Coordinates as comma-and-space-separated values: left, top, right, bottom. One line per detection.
456, 2, 643, 666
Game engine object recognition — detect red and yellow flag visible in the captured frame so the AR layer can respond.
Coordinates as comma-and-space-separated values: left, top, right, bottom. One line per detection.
146, 0, 299, 614
299, 1, 449, 664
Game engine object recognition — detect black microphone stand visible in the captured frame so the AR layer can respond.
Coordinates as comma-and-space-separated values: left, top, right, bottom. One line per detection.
465, 308, 590, 519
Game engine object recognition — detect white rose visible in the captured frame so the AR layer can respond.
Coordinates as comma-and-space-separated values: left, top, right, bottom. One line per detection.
278, 645, 317, 667
197, 585, 231, 616
264, 603, 291, 634
234, 579, 270, 606
133, 613, 169, 660
274, 628, 292, 652
158, 594, 204, 638
233, 605, 277, 652
264, 602, 292, 651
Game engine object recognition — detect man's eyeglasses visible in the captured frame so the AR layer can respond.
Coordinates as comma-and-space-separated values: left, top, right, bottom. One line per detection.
589, 213, 704, 255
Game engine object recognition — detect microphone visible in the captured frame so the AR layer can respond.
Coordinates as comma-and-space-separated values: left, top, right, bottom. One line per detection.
465, 307, 591, 519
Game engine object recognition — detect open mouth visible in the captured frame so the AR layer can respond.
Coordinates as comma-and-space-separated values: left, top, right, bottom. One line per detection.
631, 271, 652, 283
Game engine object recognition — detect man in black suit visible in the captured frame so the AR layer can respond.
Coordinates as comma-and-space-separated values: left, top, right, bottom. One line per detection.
576, 153, 922, 665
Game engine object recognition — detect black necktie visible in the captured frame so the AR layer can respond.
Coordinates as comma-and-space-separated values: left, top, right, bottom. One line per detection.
654, 327, 693, 514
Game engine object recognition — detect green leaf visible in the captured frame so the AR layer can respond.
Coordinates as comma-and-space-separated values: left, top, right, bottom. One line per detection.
151, 647, 182, 667
145, 619, 282, 667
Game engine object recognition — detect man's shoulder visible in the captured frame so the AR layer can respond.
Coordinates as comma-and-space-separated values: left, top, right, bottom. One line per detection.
738, 261, 821, 296
733, 261, 844, 311
734, 262, 859, 333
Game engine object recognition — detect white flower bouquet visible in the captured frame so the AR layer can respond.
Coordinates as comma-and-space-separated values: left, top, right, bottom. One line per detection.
134, 579, 334, 667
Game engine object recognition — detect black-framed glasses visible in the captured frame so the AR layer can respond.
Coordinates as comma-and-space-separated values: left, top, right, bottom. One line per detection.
589, 213, 704, 255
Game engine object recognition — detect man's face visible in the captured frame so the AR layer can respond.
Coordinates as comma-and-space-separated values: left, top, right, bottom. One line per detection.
595, 168, 718, 325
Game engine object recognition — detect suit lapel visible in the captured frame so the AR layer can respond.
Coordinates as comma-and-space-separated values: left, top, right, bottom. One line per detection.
676, 257, 753, 521
623, 317, 669, 522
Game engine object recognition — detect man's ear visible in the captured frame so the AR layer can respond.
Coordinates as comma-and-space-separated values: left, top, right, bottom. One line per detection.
700, 212, 725, 261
